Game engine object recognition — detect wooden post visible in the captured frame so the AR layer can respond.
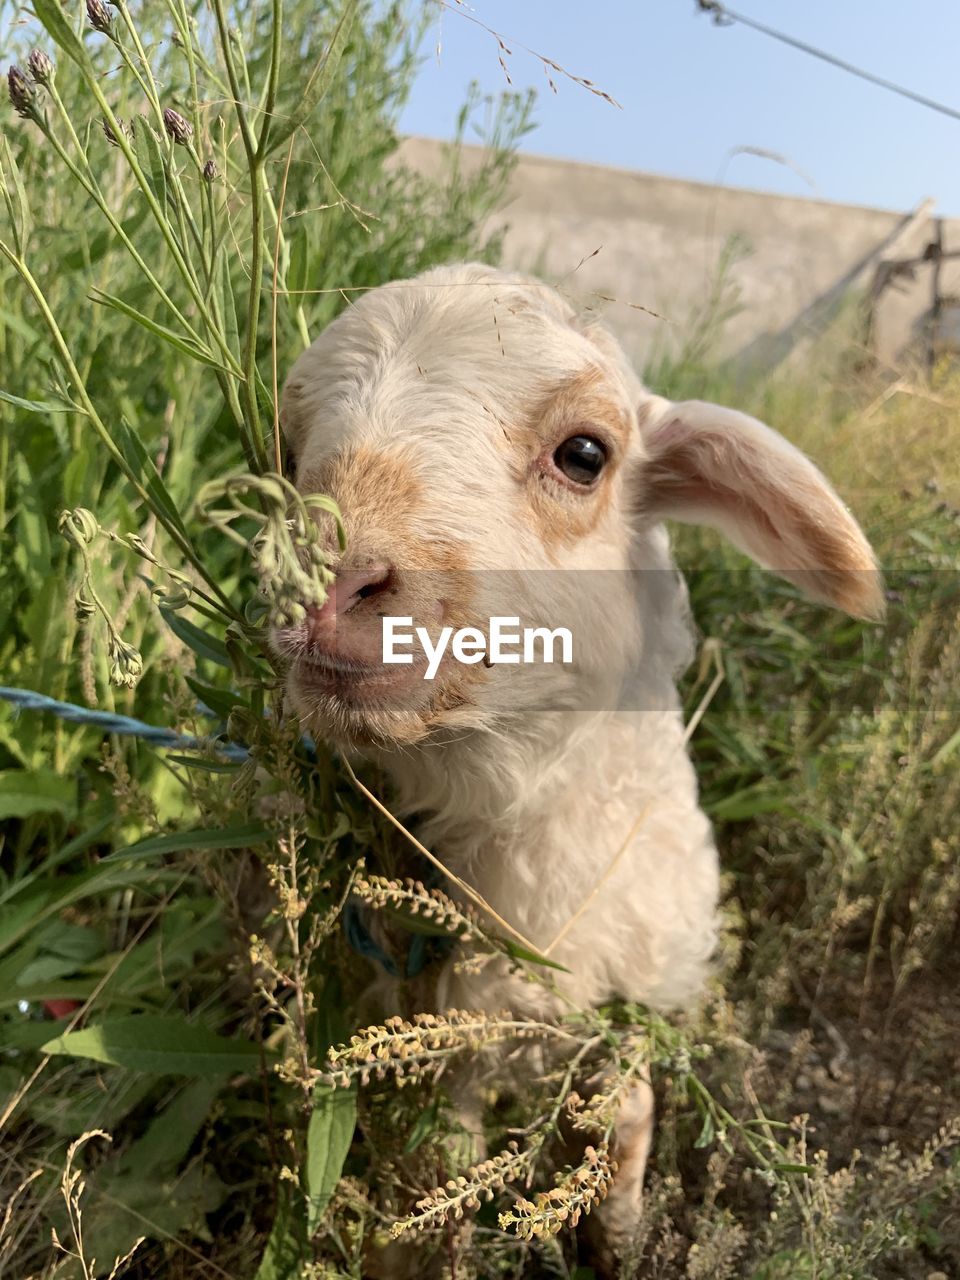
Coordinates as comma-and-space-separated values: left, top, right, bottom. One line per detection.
928, 218, 943, 374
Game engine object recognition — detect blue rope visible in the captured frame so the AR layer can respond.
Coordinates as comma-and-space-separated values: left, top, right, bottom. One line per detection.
0, 685, 442, 977
0, 686, 249, 761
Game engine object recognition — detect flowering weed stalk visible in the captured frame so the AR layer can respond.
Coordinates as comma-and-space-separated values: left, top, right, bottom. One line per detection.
0, 0, 549, 1271
2, 0, 359, 646
320, 1010, 579, 1091
195, 472, 344, 628
351, 872, 483, 945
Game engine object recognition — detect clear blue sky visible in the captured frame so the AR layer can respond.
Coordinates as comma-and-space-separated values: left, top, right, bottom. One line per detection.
399, 1, 960, 215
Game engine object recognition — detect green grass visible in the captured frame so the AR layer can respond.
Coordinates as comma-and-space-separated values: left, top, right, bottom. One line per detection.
2, 1, 959, 1275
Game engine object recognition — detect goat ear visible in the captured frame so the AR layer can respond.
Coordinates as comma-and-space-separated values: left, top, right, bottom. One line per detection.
637, 397, 885, 620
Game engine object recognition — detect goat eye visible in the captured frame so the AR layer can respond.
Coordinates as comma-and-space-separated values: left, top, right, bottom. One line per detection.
553, 435, 607, 486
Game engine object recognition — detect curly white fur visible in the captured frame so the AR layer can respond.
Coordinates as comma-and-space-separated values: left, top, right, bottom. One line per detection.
276, 262, 881, 1257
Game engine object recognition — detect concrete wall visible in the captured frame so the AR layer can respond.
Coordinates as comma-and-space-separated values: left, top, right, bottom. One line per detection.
399, 136, 960, 372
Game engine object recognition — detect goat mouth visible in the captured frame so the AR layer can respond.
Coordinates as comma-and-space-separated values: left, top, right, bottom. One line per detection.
289, 647, 430, 705
297, 651, 381, 678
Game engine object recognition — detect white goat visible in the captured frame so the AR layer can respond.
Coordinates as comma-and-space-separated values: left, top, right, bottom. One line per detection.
273, 262, 882, 1262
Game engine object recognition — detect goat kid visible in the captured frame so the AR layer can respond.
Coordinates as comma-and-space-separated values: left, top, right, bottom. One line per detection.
272, 262, 882, 1262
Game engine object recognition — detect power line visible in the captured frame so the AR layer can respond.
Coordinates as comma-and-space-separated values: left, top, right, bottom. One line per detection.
696, 0, 960, 125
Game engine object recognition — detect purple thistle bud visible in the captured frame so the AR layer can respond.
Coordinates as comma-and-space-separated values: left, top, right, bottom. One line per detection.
202, 158, 219, 182
162, 106, 193, 145
86, 0, 113, 34
7, 65, 39, 121
102, 116, 131, 146
27, 49, 55, 86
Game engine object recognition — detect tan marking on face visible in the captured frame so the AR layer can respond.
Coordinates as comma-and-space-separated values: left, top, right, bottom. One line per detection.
291, 445, 488, 743
303, 443, 482, 576
300, 444, 419, 542
504, 365, 633, 558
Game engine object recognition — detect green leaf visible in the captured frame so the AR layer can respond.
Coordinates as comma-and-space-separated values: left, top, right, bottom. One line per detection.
500, 938, 570, 972
1, 864, 174, 956
0, 768, 76, 820
111, 416, 190, 541
62, 204, 150, 272
12, 452, 52, 579
402, 1096, 440, 1155
80, 1162, 226, 1270
286, 222, 312, 299
164, 754, 240, 774
217, 251, 241, 366
41, 1014, 266, 1075
40, 920, 105, 962
908, 528, 938, 552
306, 1085, 356, 1232
115, 1078, 222, 1175
254, 1186, 307, 1280
0, 811, 113, 909
708, 784, 794, 822
4, 977, 113, 1007
931, 727, 960, 768
263, 1, 360, 155
378, 903, 464, 939
133, 121, 168, 211
0, 306, 40, 344
32, 0, 92, 69
105, 822, 272, 863
693, 1109, 715, 1149
0, 388, 76, 414
17, 953, 88, 985
90, 289, 231, 372
185, 676, 249, 721
751, 1250, 816, 1280
3, 1018, 73, 1050
160, 607, 232, 667
0, 134, 33, 255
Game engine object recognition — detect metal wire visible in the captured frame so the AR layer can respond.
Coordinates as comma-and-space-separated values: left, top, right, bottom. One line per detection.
697, 0, 960, 124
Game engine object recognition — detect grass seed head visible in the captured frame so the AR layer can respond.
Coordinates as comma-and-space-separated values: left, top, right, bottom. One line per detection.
162, 107, 193, 145
85, 0, 114, 34
7, 65, 40, 122
197, 472, 340, 628
58, 507, 100, 548
73, 588, 97, 621
108, 635, 143, 689
102, 116, 132, 146
27, 49, 54, 86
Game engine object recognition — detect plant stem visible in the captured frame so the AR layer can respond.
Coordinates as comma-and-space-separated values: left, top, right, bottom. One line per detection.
258, 0, 284, 160
81, 76, 244, 380
116, 8, 169, 134
210, 0, 271, 470
271, 138, 296, 472
38, 116, 200, 345
0, 239, 240, 622
45, 78, 86, 157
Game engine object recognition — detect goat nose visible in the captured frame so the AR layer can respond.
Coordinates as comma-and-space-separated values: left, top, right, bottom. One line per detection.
306, 563, 393, 630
